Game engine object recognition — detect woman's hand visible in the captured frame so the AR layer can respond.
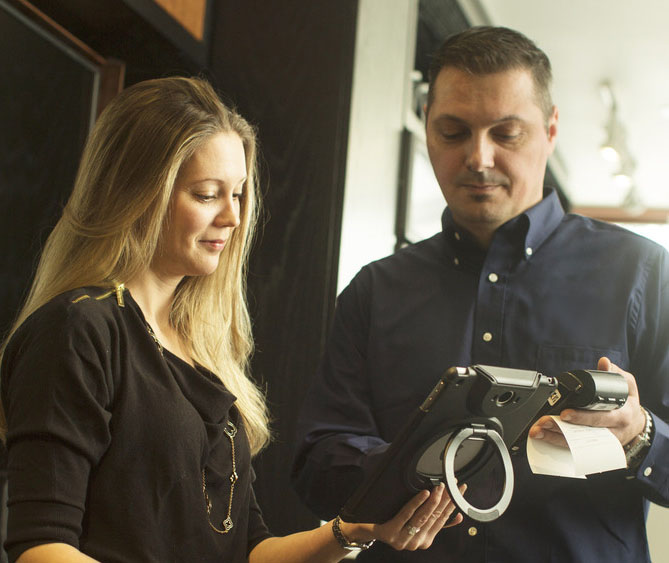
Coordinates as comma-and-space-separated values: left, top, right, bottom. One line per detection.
341, 482, 465, 551
250, 483, 466, 562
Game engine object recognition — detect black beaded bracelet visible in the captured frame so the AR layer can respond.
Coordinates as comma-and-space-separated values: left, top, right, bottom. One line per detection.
332, 516, 375, 551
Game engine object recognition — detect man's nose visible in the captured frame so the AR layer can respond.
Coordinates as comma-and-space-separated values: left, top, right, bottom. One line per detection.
465, 134, 495, 172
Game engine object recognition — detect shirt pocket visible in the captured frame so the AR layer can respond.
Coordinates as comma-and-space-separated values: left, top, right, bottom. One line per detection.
536, 344, 624, 375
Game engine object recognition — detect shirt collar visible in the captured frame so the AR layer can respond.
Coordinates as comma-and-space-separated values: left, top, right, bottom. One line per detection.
521, 187, 565, 255
441, 187, 565, 259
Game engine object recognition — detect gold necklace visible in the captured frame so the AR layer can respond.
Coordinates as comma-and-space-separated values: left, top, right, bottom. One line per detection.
143, 319, 237, 534
202, 420, 238, 534
145, 323, 164, 356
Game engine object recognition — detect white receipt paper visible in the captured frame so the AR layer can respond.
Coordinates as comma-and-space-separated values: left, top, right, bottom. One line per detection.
527, 415, 627, 478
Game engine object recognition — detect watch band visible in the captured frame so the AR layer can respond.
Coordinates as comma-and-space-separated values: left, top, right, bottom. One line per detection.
624, 407, 653, 468
332, 516, 375, 551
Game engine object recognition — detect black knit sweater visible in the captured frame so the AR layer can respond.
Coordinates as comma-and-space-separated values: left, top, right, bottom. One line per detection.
1, 287, 270, 562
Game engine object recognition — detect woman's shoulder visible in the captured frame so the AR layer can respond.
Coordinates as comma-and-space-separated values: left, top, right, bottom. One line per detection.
1, 287, 131, 402
9, 286, 130, 352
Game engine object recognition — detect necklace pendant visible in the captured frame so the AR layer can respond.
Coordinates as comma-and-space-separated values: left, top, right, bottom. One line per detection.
222, 517, 234, 532
224, 421, 237, 438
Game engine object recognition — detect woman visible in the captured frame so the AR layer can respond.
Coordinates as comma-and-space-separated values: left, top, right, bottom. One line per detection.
0, 77, 463, 562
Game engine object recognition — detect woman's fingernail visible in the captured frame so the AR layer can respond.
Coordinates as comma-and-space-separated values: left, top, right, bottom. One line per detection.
534, 430, 544, 439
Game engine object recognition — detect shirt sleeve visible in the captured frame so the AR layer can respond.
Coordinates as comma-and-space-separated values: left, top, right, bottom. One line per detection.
1, 300, 114, 560
628, 248, 669, 506
246, 477, 273, 554
291, 269, 389, 520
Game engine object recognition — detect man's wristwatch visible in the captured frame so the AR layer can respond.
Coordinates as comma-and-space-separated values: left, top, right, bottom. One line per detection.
332, 515, 375, 551
624, 407, 653, 469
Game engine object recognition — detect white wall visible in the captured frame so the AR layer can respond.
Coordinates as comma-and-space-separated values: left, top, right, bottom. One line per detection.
337, 0, 419, 293
648, 504, 669, 562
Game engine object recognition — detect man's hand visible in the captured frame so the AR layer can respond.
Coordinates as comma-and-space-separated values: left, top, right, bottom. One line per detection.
528, 357, 646, 448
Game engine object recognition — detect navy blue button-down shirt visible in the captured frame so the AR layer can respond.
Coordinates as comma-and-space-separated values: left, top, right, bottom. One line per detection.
292, 190, 669, 562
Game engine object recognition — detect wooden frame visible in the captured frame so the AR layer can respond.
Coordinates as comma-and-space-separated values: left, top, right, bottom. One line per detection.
6, 0, 125, 117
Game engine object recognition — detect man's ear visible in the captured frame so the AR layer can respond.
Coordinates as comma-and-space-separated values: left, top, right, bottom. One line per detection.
547, 105, 558, 147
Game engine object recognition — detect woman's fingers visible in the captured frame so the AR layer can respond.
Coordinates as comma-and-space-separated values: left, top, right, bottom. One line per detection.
375, 482, 465, 551
404, 483, 445, 532
415, 484, 466, 547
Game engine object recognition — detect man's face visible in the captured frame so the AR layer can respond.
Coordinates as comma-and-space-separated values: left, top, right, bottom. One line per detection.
426, 67, 558, 245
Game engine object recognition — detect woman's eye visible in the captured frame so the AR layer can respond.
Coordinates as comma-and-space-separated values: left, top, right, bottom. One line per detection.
195, 194, 216, 202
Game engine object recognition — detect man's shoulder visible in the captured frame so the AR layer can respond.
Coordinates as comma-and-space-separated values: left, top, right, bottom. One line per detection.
561, 213, 666, 254
340, 233, 447, 300
364, 232, 445, 273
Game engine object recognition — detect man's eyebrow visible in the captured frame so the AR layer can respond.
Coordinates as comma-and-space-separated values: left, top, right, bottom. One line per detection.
431, 114, 527, 126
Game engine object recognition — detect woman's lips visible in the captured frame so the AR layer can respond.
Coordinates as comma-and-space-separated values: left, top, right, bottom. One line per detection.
200, 239, 226, 250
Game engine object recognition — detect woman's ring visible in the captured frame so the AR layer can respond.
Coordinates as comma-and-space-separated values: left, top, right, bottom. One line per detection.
405, 525, 420, 536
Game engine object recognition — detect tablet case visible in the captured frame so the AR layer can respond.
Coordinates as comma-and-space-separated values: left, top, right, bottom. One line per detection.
340, 365, 558, 523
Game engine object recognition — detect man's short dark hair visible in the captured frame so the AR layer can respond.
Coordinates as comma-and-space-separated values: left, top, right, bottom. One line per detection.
427, 26, 553, 119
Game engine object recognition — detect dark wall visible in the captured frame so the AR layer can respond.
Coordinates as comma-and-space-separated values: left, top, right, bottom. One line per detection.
210, 1, 359, 535
0, 0, 99, 338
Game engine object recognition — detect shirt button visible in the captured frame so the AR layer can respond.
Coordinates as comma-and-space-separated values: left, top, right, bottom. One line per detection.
468, 526, 478, 536
488, 273, 499, 283
644, 466, 653, 477
482, 332, 493, 342
453, 257, 460, 266
454, 232, 461, 241
525, 247, 533, 256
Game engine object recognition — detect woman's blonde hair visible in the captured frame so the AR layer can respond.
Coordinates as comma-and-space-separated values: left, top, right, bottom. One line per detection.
1, 76, 270, 453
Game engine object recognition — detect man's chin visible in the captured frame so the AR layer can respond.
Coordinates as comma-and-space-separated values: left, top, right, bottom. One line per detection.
452, 205, 509, 230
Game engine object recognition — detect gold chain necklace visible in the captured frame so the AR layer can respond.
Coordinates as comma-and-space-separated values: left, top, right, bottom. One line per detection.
145, 323, 164, 356
202, 420, 238, 534
142, 320, 238, 535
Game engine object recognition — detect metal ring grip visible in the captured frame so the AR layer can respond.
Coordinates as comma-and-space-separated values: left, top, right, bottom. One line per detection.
442, 425, 514, 522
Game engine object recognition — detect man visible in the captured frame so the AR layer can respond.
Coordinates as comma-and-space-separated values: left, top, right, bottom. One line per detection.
292, 26, 668, 562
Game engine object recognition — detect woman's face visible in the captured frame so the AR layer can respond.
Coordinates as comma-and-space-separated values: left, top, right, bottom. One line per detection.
153, 131, 247, 282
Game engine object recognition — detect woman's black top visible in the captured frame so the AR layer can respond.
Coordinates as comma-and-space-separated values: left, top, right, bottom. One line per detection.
1, 287, 271, 562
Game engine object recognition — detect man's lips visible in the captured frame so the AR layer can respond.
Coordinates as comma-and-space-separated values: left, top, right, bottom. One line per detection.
460, 183, 505, 191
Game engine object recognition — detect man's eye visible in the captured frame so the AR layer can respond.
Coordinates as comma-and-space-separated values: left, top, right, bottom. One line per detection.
441, 131, 466, 141
493, 129, 522, 141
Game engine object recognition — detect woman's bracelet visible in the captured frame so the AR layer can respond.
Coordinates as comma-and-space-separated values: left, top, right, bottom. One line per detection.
331, 516, 376, 552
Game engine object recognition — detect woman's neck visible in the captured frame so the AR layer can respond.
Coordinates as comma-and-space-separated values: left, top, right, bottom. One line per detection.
124, 270, 193, 366
125, 271, 177, 327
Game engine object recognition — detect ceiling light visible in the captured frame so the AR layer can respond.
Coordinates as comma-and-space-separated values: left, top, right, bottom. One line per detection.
600, 145, 620, 164
613, 173, 633, 190
599, 80, 640, 206
600, 105, 626, 164
613, 152, 636, 189
622, 185, 645, 216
